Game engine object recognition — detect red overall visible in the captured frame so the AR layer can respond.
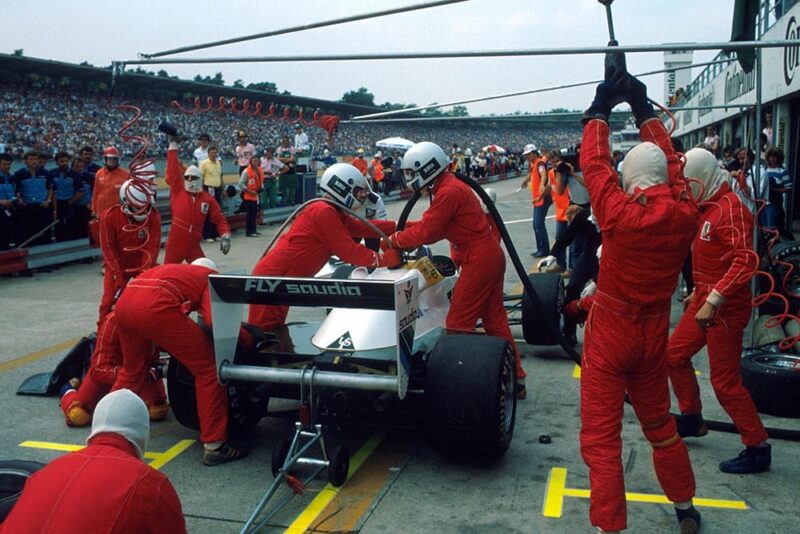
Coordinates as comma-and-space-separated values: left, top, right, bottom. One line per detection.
111, 263, 227, 444
164, 148, 229, 264
249, 201, 396, 330
60, 312, 167, 425
391, 171, 525, 379
0, 434, 186, 534
98, 205, 161, 326
667, 184, 766, 446
91, 166, 130, 217
579, 119, 698, 532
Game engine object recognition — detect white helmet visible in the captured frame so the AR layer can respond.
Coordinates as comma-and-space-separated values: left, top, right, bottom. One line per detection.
320, 163, 369, 209
522, 143, 538, 156
191, 257, 218, 271
119, 179, 155, 221
183, 165, 203, 194
401, 141, 448, 192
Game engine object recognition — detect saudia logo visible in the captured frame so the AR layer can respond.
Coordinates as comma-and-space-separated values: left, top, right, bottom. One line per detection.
785, 16, 800, 86
243, 279, 362, 296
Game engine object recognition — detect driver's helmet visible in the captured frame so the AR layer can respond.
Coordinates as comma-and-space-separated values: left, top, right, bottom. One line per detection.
401, 142, 449, 192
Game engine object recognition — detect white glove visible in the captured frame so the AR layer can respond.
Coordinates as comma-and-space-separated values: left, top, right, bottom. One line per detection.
581, 280, 597, 298
537, 255, 556, 271
220, 235, 231, 255
595, 244, 603, 261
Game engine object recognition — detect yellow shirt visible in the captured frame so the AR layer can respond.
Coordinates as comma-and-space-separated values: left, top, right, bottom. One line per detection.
199, 158, 222, 188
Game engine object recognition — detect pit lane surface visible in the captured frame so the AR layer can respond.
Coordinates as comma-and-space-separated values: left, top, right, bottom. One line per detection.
2, 177, 799, 533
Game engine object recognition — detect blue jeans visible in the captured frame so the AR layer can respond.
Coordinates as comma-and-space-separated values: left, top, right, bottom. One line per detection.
532, 196, 552, 256
554, 220, 568, 268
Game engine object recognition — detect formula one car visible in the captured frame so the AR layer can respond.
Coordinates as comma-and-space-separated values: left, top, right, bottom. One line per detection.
167, 253, 517, 459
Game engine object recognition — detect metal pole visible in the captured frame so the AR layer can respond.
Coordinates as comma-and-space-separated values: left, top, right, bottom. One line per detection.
220, 363, 399, 392
348, 58, 733, 121
140, 0, 470, 59
119, 39, 800, 66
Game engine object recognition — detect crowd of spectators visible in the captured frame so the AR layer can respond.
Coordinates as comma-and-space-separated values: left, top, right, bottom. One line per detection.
0, 82, 581, 163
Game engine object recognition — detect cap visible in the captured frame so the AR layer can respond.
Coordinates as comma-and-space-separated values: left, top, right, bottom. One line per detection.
522, 143, 538, 155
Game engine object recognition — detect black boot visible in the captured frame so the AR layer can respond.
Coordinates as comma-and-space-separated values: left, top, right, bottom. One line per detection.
719, 443, 771, 474
675, 413, 708, 438
675, 505, 701, 534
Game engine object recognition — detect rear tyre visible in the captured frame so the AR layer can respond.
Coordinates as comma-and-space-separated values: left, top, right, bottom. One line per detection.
424, 334, 516, 460
521, 273, 564, 346
0, 460, 45, 522
328, 446, 350, 487
741, 350, 800, 418
166, 357, 270, 435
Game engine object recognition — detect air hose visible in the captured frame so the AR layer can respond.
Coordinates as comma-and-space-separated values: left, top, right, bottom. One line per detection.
396, 173, 583, 365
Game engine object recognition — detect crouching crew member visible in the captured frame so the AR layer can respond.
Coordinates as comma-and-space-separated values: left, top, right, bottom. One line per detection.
248, 163, 399, 332
667, 147, 770, 474
97, 179, 161, 327
164, 138, 231, 263
388, 142, 528, 398
578, 56, 701, 533
60, 311, 168, 426
111, 258, 247, 466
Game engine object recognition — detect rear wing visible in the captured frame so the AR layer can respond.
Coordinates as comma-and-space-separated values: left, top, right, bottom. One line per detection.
208, 274, 418, 399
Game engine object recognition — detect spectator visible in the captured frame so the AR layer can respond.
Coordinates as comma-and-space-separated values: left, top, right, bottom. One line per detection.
1, 389, 187, 533
48, 151, 83, 242
79, 146, 101, 177
70, 157, 93, 240
368, 152, 385, 193
193, 132, 211, 165
0, 153, 17, 249
239, 154, 264, 237
762, 147, 793, 239
762, 111, 774, 148
222, 184, 242, 218
13, 150, 53, 247
200, 145, 223, 242
260, 146, 286, 210
276, 136, 297, 206
519, 144, 551, 258
703, 125, 721, 157
293, 123, 310, 153
234, 131, 256, 174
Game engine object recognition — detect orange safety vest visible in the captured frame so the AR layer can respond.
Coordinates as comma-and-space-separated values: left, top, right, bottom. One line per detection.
371, 160, 384, 182
243, 165, 264, 202
550, 168, 570, 222
352, 157, 368, 176
529, 156, 548, 207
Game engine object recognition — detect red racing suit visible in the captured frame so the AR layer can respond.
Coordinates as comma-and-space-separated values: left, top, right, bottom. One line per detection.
111, 263, 227, 444
666, 183, 766, 446
60, 312, 167, 426
248, 201, 396, 330
579, 119, 698, 532
0, 433, 185, 534
391, 171, 525, 379
164, 147, 229, 264
98, 205, 161, 326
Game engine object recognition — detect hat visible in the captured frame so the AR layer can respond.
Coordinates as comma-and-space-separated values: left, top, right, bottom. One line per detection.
198, 133, 211, 141
191, 257, 218, 271
87, 389, 149, 459
294, 123, 302, 129
522, 143, 538, 155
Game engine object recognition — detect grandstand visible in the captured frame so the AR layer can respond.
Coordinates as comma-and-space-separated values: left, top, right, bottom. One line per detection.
0, 52, 631, 162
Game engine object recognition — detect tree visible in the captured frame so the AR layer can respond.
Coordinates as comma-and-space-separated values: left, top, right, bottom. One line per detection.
378, 101, 417, 111
233, 79, 245, 88
246, 81, 279, 93
449, 105, 469, 117
193, 72, 225, 86
339, 87, 375, 107
13, 49, 23, 57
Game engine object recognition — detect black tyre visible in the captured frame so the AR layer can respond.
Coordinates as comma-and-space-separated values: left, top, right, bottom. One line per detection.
166, 357, 270, 435
521, 273, 564, 345
271, 439, 292, 477
424, 334, 516, 460
0, 460, 45, 522
328, 446, 350, 487
741, 350, 800, 418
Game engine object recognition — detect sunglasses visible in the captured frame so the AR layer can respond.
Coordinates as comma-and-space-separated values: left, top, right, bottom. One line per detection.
183, 175, 201, 181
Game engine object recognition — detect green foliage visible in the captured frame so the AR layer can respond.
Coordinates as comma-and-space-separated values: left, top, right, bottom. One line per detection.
193, 72, 225, 86
339, 87, 375, 107
246, 81, 279, 93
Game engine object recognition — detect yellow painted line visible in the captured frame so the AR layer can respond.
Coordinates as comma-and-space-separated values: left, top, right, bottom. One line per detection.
572, 365, 581, 379
0, 338, 81, 373
542, 467, 747, 518
19, 439, 196, 471
284, 431, 386, 534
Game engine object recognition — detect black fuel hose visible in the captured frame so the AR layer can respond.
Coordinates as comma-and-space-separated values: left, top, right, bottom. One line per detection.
396, 173, 582, 365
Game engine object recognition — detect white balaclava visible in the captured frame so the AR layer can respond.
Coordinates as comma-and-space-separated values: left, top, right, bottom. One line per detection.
87, 389, 149, 459
184, 165, 203, 194
683, 147, 729, 202
191, 257, 218, 271
620, 142, 667, 195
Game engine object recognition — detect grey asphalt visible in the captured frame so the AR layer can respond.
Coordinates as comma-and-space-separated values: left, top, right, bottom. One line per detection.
1, 176, 798, 533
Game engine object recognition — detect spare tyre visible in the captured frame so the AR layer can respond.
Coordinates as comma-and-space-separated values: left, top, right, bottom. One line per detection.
740, 350, 800, 418
521, 272, 564, 345
0, 460, 45, 522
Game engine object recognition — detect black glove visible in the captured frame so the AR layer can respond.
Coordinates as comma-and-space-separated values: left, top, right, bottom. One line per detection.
582, 67, 627, 125
623, 74, 657, 127
158, 121, 184, 141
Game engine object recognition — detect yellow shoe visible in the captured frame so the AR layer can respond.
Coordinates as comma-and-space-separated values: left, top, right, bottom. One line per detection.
66, 403, 92, 427
148, 403, 170, 422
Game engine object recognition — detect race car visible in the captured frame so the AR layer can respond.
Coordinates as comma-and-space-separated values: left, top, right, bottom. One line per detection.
166, 253, 518, 460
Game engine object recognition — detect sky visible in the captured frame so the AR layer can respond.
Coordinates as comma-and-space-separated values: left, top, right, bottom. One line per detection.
4, 0, 735, 116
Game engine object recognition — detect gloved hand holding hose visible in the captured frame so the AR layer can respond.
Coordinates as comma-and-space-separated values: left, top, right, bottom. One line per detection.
220, 234, 231, 255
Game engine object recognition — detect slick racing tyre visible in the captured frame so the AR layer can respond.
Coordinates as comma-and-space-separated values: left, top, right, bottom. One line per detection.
166, 357, 270, 435
769, 240, 800, 314
521, 273, 564, 346
424, 334, 516, 460
0, 460, 45, 522
741, 349, 800, 418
